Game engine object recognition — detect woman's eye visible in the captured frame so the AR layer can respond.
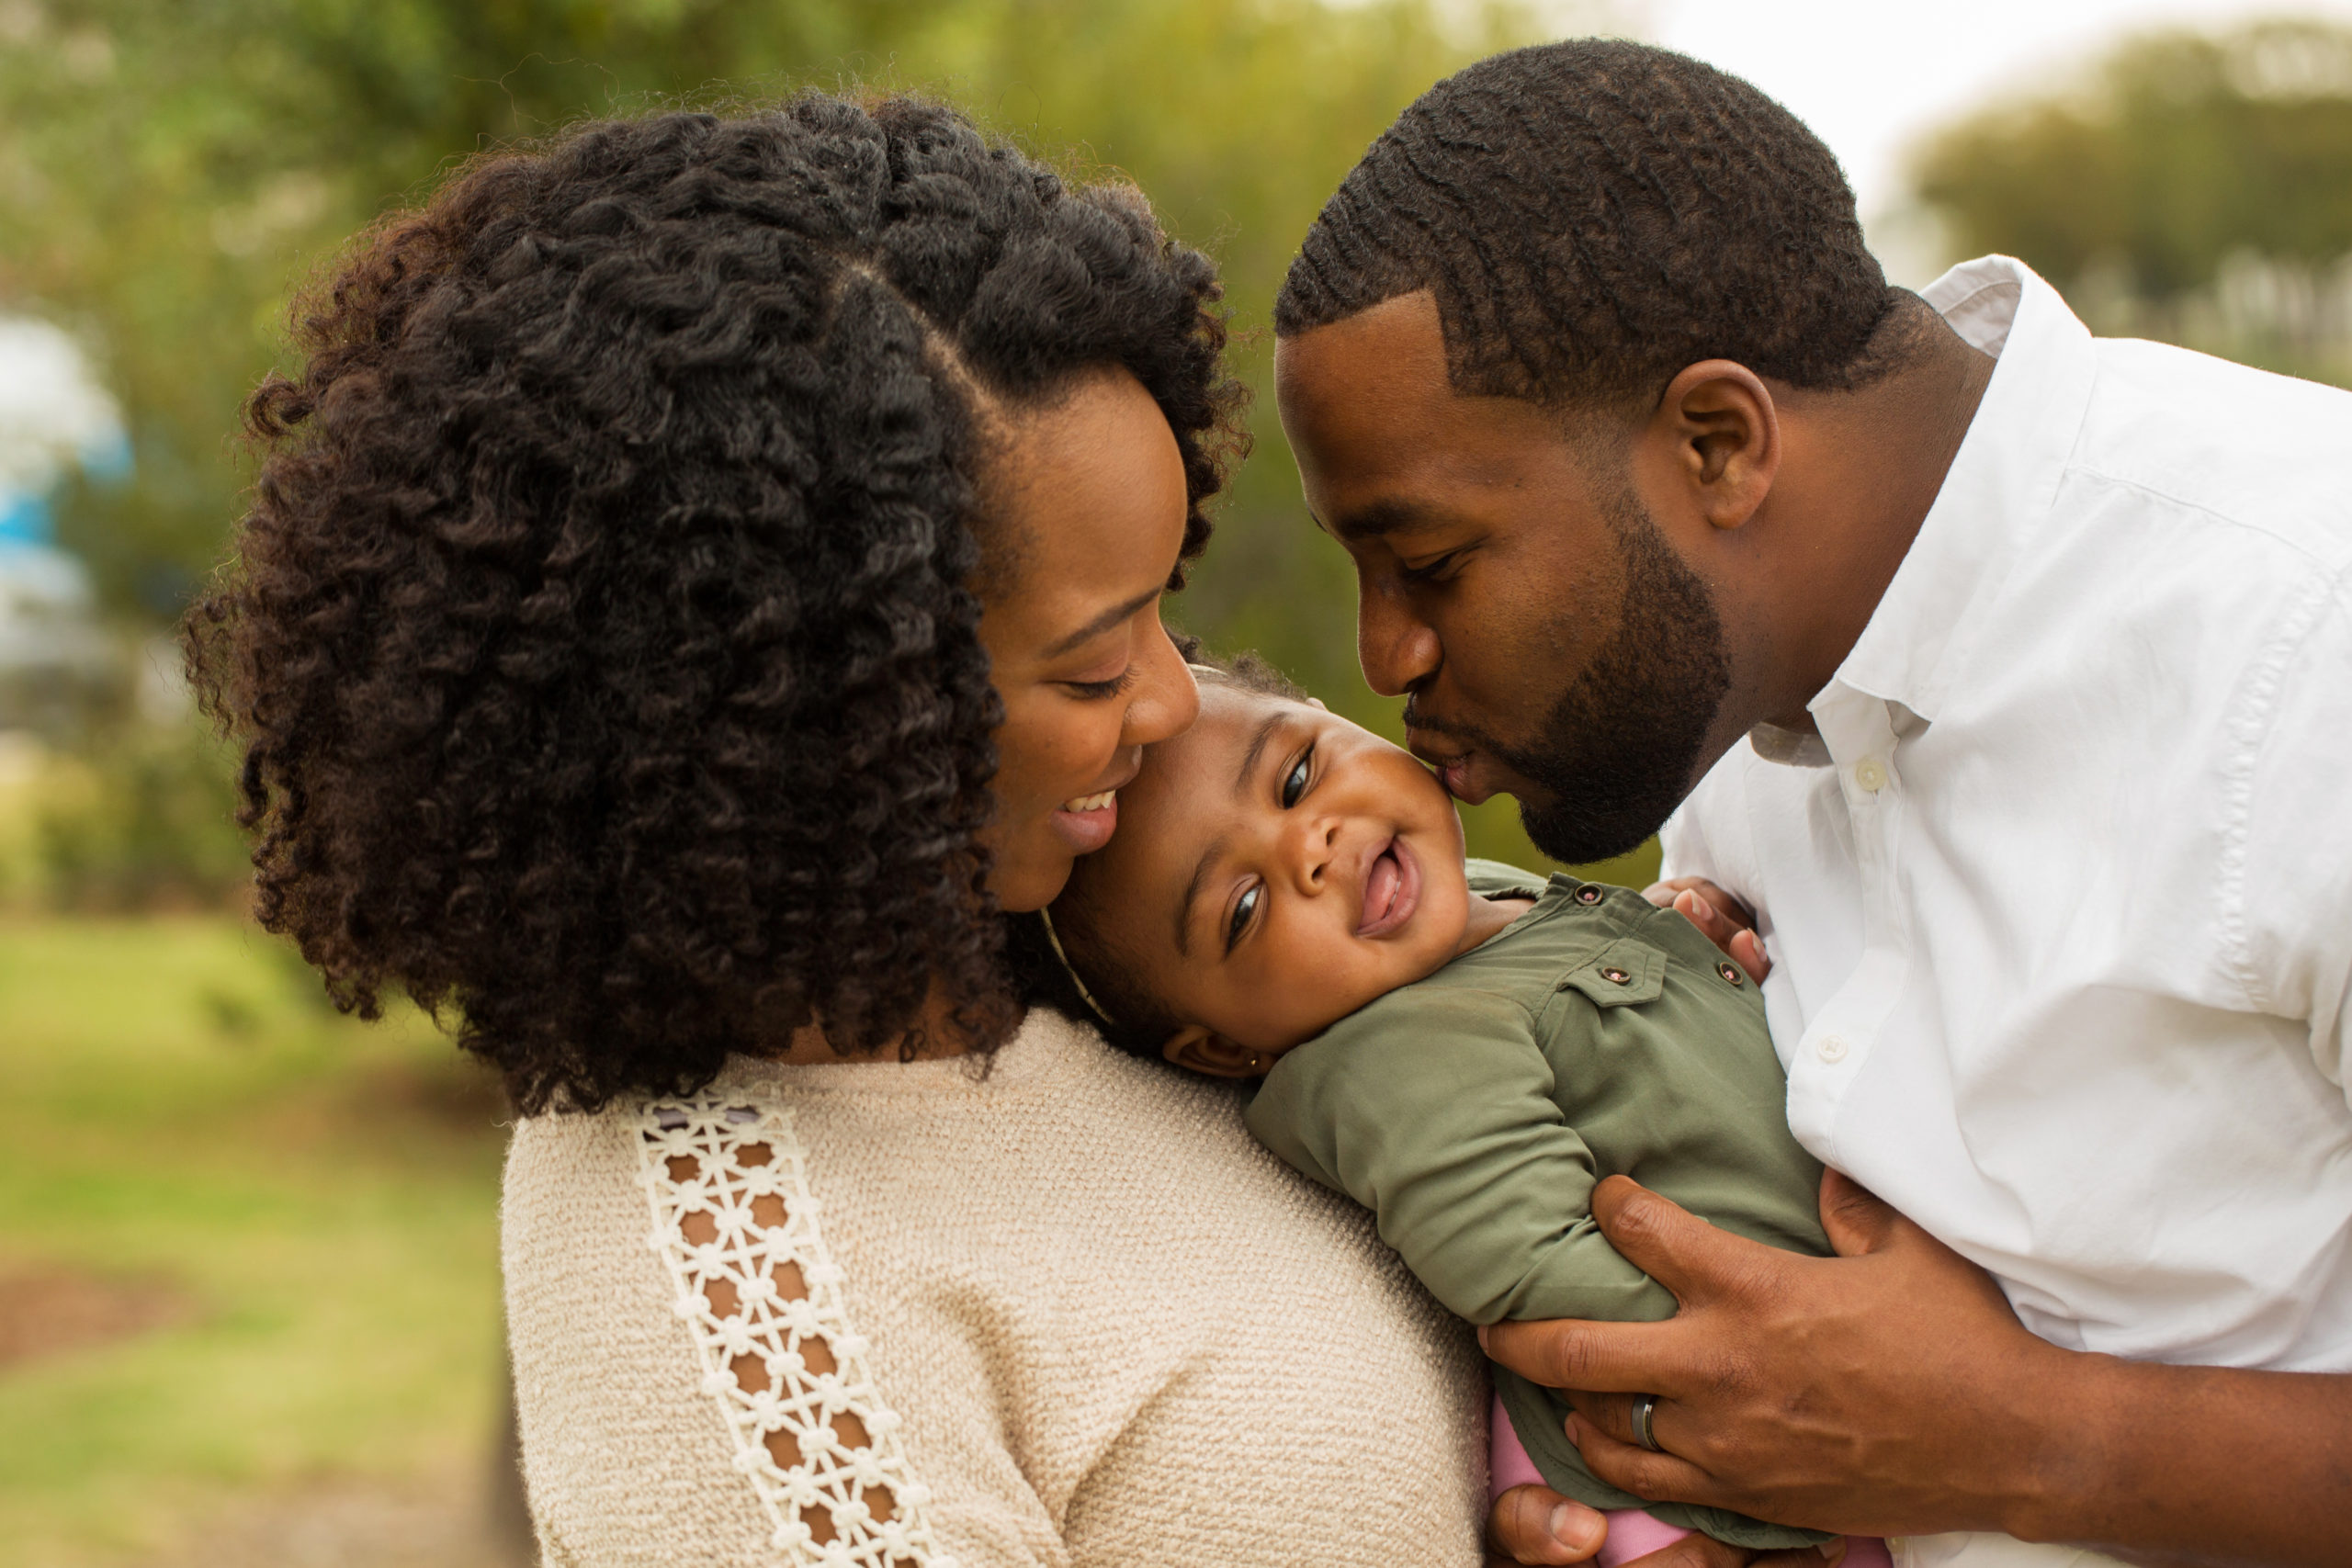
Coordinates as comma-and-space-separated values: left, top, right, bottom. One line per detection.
1226, 884, 1261, 949
1066, 666, 1137, 700
1280, 750, 1311, 808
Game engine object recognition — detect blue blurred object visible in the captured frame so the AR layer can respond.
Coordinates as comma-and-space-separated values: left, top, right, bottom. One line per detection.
0, 488, 51, 547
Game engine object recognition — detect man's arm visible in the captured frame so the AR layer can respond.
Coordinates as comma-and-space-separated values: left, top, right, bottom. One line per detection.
1481, 1172, 2352, 1568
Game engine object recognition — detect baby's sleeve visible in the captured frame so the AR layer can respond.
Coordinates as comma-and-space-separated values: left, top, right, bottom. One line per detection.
1246, 990, 1675, 1325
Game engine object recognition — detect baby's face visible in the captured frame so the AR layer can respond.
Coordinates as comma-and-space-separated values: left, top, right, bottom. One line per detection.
1064, 682, 1475, 1055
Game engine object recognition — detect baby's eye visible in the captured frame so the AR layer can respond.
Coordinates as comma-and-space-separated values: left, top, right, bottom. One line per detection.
1280, 748, 1313, 808
1227, 884, 1261, 950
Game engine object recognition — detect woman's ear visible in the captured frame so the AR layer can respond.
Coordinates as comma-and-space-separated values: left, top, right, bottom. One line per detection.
1161, 1024, 1269, 1078
1648, 358, 1781, 533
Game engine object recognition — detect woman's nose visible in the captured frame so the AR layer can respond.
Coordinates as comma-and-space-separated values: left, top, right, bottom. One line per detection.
1121, 617, 1200, 748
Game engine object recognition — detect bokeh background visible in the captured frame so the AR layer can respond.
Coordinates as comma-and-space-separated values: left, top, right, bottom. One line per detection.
3, 3, 2349, 1563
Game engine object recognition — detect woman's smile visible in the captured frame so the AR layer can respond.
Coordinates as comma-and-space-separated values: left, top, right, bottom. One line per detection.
1051, 787, 1123, 853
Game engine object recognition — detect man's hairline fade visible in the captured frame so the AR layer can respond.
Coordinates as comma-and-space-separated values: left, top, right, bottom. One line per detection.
1273, 39, 1923, 417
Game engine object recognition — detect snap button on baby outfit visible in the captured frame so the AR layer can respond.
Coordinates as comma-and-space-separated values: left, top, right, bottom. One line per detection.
1575, 886, 1603, 905
1815, 1033, 1849, 1064
1852, 756, 1889, 793
1717, 961, 1743, 986
1600, 966, 1630, 984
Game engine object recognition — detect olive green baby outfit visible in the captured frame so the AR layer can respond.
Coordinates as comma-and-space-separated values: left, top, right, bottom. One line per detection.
1244, 862, 1835, 1551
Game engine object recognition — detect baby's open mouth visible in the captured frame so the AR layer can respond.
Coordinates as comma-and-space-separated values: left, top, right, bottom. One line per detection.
1356, 836, 1420, 938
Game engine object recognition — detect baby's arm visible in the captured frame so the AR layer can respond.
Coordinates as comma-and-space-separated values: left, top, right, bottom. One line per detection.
1246, 990, 1674, 1327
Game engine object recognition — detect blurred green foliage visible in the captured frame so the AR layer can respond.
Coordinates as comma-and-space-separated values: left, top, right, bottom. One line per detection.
0, 0, 1633, 874
1913, 18, 2352, 385
26, 722, 249, 910
0, 918, 504, 1563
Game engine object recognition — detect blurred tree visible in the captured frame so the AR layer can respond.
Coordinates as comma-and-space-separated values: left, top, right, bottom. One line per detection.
0, 0, 1634, 872
1912, 18, 2352, 385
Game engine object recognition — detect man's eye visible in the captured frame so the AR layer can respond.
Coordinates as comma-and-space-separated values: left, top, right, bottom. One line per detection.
1281, 749, 1313, 808
1227, 884, 1261, 949
1399, 550, 1459, 584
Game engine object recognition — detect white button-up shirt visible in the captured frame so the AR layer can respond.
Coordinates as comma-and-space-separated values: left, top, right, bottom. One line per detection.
1662, 257, 2352, 1568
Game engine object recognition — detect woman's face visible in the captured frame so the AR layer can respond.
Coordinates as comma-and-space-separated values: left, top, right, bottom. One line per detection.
977, 368, 1201, 912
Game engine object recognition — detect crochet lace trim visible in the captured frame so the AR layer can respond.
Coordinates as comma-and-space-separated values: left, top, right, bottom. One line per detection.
639, 1084, 953, 1567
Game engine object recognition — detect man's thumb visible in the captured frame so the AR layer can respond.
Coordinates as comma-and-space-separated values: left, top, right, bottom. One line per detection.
1820, 1168, 1900, 1258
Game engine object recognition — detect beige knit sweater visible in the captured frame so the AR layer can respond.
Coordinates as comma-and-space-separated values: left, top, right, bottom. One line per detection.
503, 1007, 1487, 1567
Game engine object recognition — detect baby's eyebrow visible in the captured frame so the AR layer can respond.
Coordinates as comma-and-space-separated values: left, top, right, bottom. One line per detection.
1232, 709, 1287, 796
1175, 833, 1227, 959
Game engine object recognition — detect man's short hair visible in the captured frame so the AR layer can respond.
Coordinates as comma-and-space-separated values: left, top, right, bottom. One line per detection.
1275, 39, 1903, 408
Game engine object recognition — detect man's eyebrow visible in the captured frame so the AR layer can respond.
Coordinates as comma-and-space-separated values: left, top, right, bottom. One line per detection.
1175, 834, 1227, 959
1324, 497, 1436, 544
1043, 586, 1162, 659
1233, 709, 1285, 797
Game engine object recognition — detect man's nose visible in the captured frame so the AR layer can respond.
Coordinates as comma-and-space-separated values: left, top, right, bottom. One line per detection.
1357, 579, 1441, 699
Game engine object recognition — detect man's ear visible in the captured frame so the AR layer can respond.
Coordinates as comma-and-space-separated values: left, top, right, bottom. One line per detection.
1161, 1024, 1266, 1078
1649, 358, 1781, 532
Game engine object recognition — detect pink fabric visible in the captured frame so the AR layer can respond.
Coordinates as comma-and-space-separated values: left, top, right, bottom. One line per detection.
1489, 1393, 1893, 1567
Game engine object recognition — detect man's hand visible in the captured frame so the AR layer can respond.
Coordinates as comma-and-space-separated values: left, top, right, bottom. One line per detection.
1485, 1484, 1849, 1567
1645, 877, 1770, 980
1480, 1169, 2060, 1542
1478, 1172, 2352, 1565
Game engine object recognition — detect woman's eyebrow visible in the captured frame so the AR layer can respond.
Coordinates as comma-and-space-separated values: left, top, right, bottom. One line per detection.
1042, 587, 1161, 658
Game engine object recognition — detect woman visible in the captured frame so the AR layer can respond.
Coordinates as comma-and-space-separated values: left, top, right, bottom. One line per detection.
190, 96, 1494, 1564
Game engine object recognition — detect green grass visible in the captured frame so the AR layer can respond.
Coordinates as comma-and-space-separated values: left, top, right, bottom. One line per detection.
0, 918, 508, 1566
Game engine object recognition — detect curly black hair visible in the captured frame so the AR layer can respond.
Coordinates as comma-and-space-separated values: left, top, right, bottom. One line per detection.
187, 95, 1244, 1113
1275, 39, 1913, 406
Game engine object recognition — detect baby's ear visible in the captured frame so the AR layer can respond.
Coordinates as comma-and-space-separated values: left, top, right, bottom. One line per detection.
1162, 1024, 1262, 1078
1306, 696, 1327, 711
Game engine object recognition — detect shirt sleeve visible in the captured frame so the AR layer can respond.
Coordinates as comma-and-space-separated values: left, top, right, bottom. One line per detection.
1245, 990, 1674, 1325
2234, 573, 2352, 1101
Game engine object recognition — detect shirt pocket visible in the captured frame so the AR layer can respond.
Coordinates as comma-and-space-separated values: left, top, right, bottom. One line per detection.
1560, 937, 1668, 1009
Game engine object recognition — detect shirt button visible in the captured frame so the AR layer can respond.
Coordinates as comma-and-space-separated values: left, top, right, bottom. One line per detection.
1815, 1033, 1849, 1064
1600, 966, 1630, 984
1852, 756, 1889, 793
1575, 886, 1604, 906
1717, 961, 1744, 987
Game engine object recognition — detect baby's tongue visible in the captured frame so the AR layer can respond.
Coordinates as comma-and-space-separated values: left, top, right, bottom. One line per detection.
1361, 848, 1400, 930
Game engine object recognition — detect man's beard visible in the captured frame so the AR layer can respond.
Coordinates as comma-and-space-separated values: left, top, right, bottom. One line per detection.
1414, 486, 1732, 865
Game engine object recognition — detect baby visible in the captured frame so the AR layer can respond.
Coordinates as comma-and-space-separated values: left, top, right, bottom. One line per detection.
1041, 657, 1884, 1565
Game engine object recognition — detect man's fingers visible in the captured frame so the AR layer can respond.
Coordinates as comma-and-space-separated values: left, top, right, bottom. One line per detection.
1728, 927, 1771, 980
1485, 1483, 1606, 1565
1590, 1176, 1757, 1304
1755, 1545, 1846, 1568
1817, 1168, 1901, 1258
1480, 1314, 1690, 1395
1618, 1533, 1758, 1567
1674, 889, 1736, 946
1563, 1409, 1721, 1511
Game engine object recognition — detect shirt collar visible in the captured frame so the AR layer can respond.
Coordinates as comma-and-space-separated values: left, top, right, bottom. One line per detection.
1809, 256, 2099, 728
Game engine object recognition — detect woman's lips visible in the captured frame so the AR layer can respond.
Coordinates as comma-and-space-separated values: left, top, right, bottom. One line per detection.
1049, 789, 1120, 854
1356, 835, 1421, 938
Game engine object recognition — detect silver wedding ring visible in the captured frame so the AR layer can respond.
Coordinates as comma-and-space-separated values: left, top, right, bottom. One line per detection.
1630, 1393, 1664, 1452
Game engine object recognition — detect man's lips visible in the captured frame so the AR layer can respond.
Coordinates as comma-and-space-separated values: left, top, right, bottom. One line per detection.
1408, 731, 1496, 806
1355, 835, 1421, 938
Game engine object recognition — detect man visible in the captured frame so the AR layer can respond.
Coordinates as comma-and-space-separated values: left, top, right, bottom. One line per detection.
1272, 39, 2352, 1568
